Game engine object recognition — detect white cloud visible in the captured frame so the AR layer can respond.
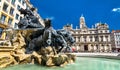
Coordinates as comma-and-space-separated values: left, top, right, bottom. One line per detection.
112, 8, 120, 12
46, 16, 55, 20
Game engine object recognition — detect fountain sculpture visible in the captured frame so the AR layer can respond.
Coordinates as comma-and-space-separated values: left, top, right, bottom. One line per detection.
0, 7, 76, 68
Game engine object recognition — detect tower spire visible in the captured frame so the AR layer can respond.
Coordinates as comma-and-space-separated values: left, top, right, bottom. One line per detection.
80, 14, 87, 29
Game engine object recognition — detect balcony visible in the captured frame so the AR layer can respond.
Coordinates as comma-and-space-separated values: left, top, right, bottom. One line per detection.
0, 20, 9, 29
0, 40, 13, 52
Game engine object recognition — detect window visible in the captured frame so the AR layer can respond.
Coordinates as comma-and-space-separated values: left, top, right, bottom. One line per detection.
17, 5, 20, 10
90, 31, 92, 34
90, 36, 92, 42
105, 30, 108, 33
84, 36, 86, 42
6, 0, 10, 2
16, 14, 19, 20
78, 37, 80, 42
3, 3, 8, 12
0, 28, 3, 37
0, 28, 3, 34
8, 18, 13, 25
96, 45, 98, 50
19, 0, 21, 3
14, 23, 18, 28
11, 0, 16, 5
22, 0, 25, 5
95, 36, 98, 41
20, 16, 22, 20
105, 36, 108, 41
74, 37, 76, 42
0, 14, 6, 23
100, 36, 103, 42
10, 7, 14, 15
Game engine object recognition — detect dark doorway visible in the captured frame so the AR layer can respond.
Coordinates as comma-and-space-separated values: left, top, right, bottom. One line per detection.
84, 45, 88, 51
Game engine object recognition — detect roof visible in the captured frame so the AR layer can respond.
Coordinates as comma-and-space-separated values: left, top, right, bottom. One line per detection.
111, 30, 120, 33
64, 24, 71, 27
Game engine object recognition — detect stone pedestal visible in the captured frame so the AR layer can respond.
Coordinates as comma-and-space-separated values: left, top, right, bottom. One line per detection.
0, 29, 76, 68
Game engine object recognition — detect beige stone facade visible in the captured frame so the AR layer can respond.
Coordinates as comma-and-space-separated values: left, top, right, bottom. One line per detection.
0, 0, 44, 40
111, 30, 120, 52
63, 15, 111, 52
0, 0, 27, 39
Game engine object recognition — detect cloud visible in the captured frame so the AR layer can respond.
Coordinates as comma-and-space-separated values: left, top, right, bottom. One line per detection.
112, 8, 120, 12
46, 16, 55, 20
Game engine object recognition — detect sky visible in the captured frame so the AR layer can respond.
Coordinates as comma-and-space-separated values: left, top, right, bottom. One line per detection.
30, 0, 120, 30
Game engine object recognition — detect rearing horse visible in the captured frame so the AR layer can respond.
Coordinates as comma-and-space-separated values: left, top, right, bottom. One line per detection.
25, 27, 52, 54
52, 30, 75, 53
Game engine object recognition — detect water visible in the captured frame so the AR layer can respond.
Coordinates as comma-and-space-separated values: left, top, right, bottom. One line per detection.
2, 57, 120, 70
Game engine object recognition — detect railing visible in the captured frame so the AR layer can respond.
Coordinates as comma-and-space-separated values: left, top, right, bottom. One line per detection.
0, 20, 7, 24
0, 20, 12, 28
0, 19, 8, 24
0, 46, 14, 52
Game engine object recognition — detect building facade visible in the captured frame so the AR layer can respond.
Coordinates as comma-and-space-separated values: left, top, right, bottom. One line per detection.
0, 0, 27, 39
63, 15, 112, 52
0, 0, 27, 28
0, 0, 44, 39
111, 30, 120, 52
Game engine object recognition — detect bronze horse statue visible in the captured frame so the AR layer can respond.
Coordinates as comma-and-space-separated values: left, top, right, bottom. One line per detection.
25, 29, 75, 54
17, 7, 75, 54
52, 30, 75, 53
18, 8, 43, 29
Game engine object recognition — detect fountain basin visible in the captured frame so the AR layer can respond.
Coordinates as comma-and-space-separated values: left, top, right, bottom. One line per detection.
2, 57, 120, 70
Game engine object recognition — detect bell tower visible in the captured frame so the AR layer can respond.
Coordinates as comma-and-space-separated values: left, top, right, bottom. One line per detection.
80, 14, 87, 29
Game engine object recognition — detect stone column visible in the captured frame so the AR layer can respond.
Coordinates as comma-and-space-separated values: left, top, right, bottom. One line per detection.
99, 36, 101, 42
88, 44, 91, 52
81, 45, 84, 52
94, 44, 97, 52
81, 36, 84, 42
76, 44, 80, 51
80, 36, 82, 42
87, 36, 90, 42
103, 35, 106, 41
92, 45, 94, 52
102, 45, 104, 52
97, 44, 99, 52
104, 44, 107, 52
92, 36, 95, 42
99, 44, 102, 52
76, 36, 78, 42
108, 35, 111, 42
109, 44, 112, 52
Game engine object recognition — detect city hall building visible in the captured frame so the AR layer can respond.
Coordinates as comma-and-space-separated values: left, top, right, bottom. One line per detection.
63, 15, 112, 52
